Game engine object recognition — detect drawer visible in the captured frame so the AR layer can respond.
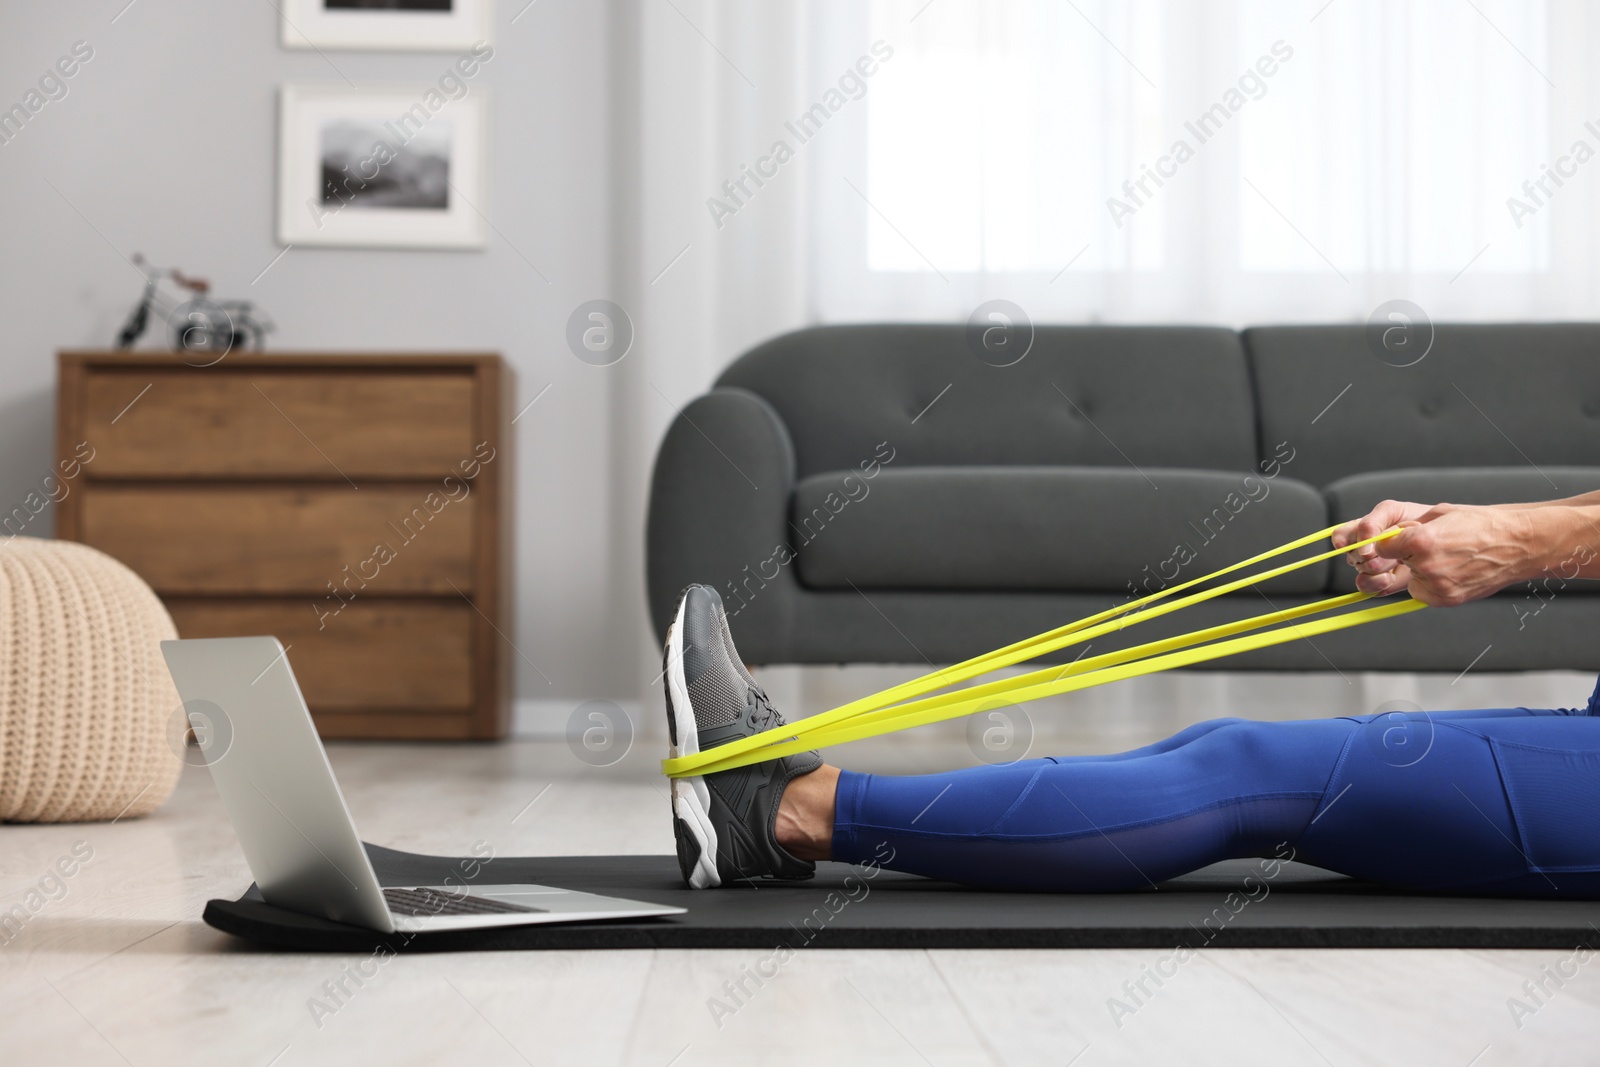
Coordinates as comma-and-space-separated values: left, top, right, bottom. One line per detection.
166, 598, 474, 712
82, 485, 475, 594
84, 370, 479, 478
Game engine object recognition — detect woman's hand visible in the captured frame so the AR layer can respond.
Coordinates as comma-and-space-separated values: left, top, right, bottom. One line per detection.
1333, 500, 1537, 606
1330, 499, 1432, 597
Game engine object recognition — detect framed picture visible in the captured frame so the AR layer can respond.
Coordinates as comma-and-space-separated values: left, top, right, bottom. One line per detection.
277, 84, 489, 249
280, 0, 492, 52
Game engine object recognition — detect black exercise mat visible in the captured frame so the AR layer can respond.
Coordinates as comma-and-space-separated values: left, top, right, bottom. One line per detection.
199, 843, 1600, 951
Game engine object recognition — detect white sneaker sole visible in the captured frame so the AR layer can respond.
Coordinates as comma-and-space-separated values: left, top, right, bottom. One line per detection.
666, 596, 721, 890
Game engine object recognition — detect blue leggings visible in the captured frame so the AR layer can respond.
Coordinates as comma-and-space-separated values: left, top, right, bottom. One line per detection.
831, 686, 1600, 897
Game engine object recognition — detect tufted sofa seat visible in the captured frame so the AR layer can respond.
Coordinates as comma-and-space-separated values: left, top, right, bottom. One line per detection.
646, 324, 1600, 672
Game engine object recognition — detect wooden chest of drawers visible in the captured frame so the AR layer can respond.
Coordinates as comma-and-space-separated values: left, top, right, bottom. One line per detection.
55, 351, 512, 740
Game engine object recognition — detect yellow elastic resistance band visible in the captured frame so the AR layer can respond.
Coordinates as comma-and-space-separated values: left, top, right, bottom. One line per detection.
800, 524, 1349, 724
662, 526, 1419, 778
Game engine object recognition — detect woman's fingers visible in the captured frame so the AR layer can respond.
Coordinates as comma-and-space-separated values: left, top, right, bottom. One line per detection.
1372, 519, 1425, 561
1334, 500, 1426, 559
1355, 562, 1411, 596
1357, 555, 1401, 576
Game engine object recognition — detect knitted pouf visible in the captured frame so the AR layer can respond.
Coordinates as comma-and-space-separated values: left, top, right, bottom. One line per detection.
0, 537, 182, 822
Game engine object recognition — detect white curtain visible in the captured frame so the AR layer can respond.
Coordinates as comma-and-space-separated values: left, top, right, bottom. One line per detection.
807, 0, 1600, 325
613, 0, 818, 717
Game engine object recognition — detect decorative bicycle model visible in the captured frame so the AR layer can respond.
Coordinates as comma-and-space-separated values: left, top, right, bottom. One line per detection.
114, 254, 274, 365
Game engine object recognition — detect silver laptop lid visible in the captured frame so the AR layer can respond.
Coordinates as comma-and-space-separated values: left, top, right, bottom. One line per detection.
161, 636, 394, 933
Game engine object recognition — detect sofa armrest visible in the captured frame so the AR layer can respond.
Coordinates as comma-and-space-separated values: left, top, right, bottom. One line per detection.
645, 387, 799, 647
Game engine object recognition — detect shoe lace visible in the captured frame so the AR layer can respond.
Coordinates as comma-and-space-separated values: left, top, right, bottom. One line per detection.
746, 685, 785, 733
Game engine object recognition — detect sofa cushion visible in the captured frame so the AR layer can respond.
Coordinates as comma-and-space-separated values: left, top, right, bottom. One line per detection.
718, 324, 1259, 480
791, 466, 1330, 594
1245, 324, 1600, 488
1324, 466, 1600, 593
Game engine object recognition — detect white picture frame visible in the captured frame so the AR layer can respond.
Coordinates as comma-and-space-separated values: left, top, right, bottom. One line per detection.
280, 0, 492, 52
277, 84, 489, 250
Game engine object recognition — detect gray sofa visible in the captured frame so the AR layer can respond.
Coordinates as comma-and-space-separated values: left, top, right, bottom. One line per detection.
646, 324, 1600, 672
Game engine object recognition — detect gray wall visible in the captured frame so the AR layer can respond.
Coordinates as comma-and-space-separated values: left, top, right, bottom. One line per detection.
0, 1, 639, 715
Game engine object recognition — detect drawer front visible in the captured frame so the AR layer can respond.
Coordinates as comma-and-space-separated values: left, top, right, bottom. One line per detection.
166, 598, 474, 712
84, 370, 479, 478
82, 486, 475, 594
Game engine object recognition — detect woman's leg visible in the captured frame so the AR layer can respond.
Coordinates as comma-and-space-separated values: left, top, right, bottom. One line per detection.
782, 709, 1600, 896
1294, 711, 1600, 897
774, 717, 1312, 866
776, 703, 1594, 864
822, 716, 1349, 891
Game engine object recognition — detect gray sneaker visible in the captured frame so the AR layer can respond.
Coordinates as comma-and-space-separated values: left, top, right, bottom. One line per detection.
664, 584, 822, 889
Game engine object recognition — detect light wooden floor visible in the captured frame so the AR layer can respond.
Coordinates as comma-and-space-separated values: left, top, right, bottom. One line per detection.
3, 733, 1598, 1067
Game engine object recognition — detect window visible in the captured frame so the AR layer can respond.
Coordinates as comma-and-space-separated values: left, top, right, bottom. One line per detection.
808, 0, 1577, 324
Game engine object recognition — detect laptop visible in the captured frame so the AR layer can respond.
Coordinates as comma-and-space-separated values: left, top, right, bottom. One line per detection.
161, 636, 685, 934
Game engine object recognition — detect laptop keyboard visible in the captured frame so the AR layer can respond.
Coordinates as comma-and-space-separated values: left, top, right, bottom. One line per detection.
383, 887, 546, 917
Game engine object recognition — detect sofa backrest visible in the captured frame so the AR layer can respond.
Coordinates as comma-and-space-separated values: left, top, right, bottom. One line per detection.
716, 324, 1259, 480
1246, 324, 1600, 488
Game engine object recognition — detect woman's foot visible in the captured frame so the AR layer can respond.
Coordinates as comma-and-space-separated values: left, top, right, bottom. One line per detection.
663, 584, 827, 888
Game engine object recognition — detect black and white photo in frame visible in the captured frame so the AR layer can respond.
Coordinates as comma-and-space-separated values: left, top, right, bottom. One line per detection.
280, 0, 492, 52
277, 84, 489, 249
